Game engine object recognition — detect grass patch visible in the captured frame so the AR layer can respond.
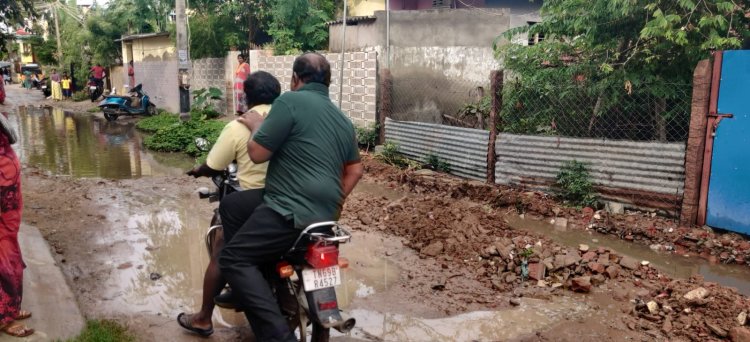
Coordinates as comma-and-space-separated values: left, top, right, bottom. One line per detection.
87, 107, 100, 113
60, 320, 134, 342
136, 113, 181, 133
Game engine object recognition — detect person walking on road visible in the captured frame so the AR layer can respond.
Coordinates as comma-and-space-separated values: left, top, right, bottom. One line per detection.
50, 69, 62, 101
234, 54, 251, 114
0, 112, 34, 338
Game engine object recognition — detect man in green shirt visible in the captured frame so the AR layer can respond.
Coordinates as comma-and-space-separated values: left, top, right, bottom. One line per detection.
219, 53, 363, 342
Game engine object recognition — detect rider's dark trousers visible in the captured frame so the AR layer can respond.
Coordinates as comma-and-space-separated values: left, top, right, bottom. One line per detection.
218, 203, 300, 342
218, 188, 265, 243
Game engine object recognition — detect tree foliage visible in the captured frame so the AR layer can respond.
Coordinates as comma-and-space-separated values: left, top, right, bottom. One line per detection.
267, 0, 334, 55
187, 0, 272, 58
1, 0, 35, 51
495, 0, 749, 139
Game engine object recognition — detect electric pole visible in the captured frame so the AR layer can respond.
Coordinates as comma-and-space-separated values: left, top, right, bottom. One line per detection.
176, 0, 191, 120
53, 5, 63, 66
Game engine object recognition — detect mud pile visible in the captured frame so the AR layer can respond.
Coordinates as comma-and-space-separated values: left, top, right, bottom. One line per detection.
354, 157, 750, 341
362, 157, 750, 268
624, 276, 750, 341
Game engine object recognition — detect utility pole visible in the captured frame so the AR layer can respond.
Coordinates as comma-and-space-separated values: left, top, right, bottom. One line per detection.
176, 0, 191, 120
53, 5, 63, 66
338, 0, 347, 108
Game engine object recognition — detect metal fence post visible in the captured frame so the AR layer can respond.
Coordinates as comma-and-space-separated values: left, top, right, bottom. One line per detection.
379, 68, 392, 144
487, 70, 503, 184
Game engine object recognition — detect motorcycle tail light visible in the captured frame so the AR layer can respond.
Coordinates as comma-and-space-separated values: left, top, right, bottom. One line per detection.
338, 257, 349, 269
276, 261, 294, 278
305, 243, 339, 269
318, 301, 338, 311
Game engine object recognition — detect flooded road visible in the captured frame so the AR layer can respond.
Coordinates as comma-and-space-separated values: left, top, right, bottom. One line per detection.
13, 106, 192, 179
506, 215, 750, 296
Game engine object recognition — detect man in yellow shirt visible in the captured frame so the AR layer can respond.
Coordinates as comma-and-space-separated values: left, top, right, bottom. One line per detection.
180, 71, 281, 336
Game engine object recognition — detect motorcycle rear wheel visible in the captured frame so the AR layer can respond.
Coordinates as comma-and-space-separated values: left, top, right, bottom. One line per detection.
310, 323, 330, 342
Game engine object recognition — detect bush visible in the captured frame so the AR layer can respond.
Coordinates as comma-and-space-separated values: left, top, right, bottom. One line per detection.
375, 141, 420, 170
140, 113, 225, 161
72, 90, 89, 102
192, 87, 224, 119
135, 113, 180, 133
555, 160, 598, 208
424, 154, 451, 173
62, 320, 134, 342
355, 123, 379, 150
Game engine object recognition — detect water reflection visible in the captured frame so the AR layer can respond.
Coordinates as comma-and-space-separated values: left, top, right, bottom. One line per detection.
14, 106, 192, 179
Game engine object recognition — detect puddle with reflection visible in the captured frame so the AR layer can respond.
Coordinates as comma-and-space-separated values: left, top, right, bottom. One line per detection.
344, 297, 588, 341
506, 215, 750, 296
93, 193, 400, 328
13, 106, 193, 178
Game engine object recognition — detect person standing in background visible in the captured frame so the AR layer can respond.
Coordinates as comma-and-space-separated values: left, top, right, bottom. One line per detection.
61, 73, 72, 100
127, 61, 135, 88
50, 69, 62, 101
234, 54, 251, 114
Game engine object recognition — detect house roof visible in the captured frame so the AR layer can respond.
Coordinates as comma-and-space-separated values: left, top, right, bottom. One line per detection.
115, 32, 170, 42
326, 16, 376, 26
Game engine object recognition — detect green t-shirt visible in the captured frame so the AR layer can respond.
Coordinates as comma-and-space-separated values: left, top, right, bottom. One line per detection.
253, 83, 360, 228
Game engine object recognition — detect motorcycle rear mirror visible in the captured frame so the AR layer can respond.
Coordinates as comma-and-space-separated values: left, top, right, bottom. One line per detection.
194, 138, 211, 152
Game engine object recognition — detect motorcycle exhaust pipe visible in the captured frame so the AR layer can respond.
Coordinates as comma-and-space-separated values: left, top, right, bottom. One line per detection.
331, 313, 356, 334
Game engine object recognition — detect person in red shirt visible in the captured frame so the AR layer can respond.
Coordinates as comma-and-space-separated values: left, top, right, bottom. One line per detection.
90, 63, 105, 88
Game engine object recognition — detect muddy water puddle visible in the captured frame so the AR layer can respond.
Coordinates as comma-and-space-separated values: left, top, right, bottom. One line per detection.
344, 297, 588, 341
507, 215, 750, 296
13, 106, 192, 178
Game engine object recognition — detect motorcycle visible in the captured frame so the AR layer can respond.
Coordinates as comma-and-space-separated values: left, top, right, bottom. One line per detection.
39, 77, 51, 98
193, 138, 356, 342
88, 77, 104, 102
97, 84, 156, 122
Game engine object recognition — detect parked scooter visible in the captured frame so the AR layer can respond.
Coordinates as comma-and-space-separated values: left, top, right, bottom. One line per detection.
193, 138, 356, 342
98, 84, 156, 121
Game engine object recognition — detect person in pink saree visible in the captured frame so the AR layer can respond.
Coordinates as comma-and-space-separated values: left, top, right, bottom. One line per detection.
0, 112, 33, 338
234, 54, 251, 114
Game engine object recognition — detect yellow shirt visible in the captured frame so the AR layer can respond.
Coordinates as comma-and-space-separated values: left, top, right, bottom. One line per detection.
61, 79, 71, 89
206, 104, 271, 189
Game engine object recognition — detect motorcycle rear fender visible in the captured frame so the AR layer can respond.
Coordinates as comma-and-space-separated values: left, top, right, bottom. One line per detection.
303, 287, 344, 328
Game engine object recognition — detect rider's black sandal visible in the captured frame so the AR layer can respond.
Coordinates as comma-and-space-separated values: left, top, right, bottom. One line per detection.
177, 312, 213, 337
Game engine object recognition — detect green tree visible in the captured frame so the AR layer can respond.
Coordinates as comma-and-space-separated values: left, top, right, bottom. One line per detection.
1, 0, 35, 51
267, 0, 334, 55
187, 0, 271, 59
496, 0, 750, 139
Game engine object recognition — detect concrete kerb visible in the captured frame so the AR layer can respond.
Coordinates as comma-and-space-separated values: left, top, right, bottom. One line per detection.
0, 224, 85, 342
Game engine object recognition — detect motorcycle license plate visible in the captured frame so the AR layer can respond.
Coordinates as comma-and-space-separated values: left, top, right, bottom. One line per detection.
302, 266, 341, 292
90, 86, 97, 90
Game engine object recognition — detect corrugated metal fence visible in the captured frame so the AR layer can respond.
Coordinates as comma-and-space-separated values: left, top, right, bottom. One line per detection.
384, 118, 489, 180
495, 134, 686, 213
